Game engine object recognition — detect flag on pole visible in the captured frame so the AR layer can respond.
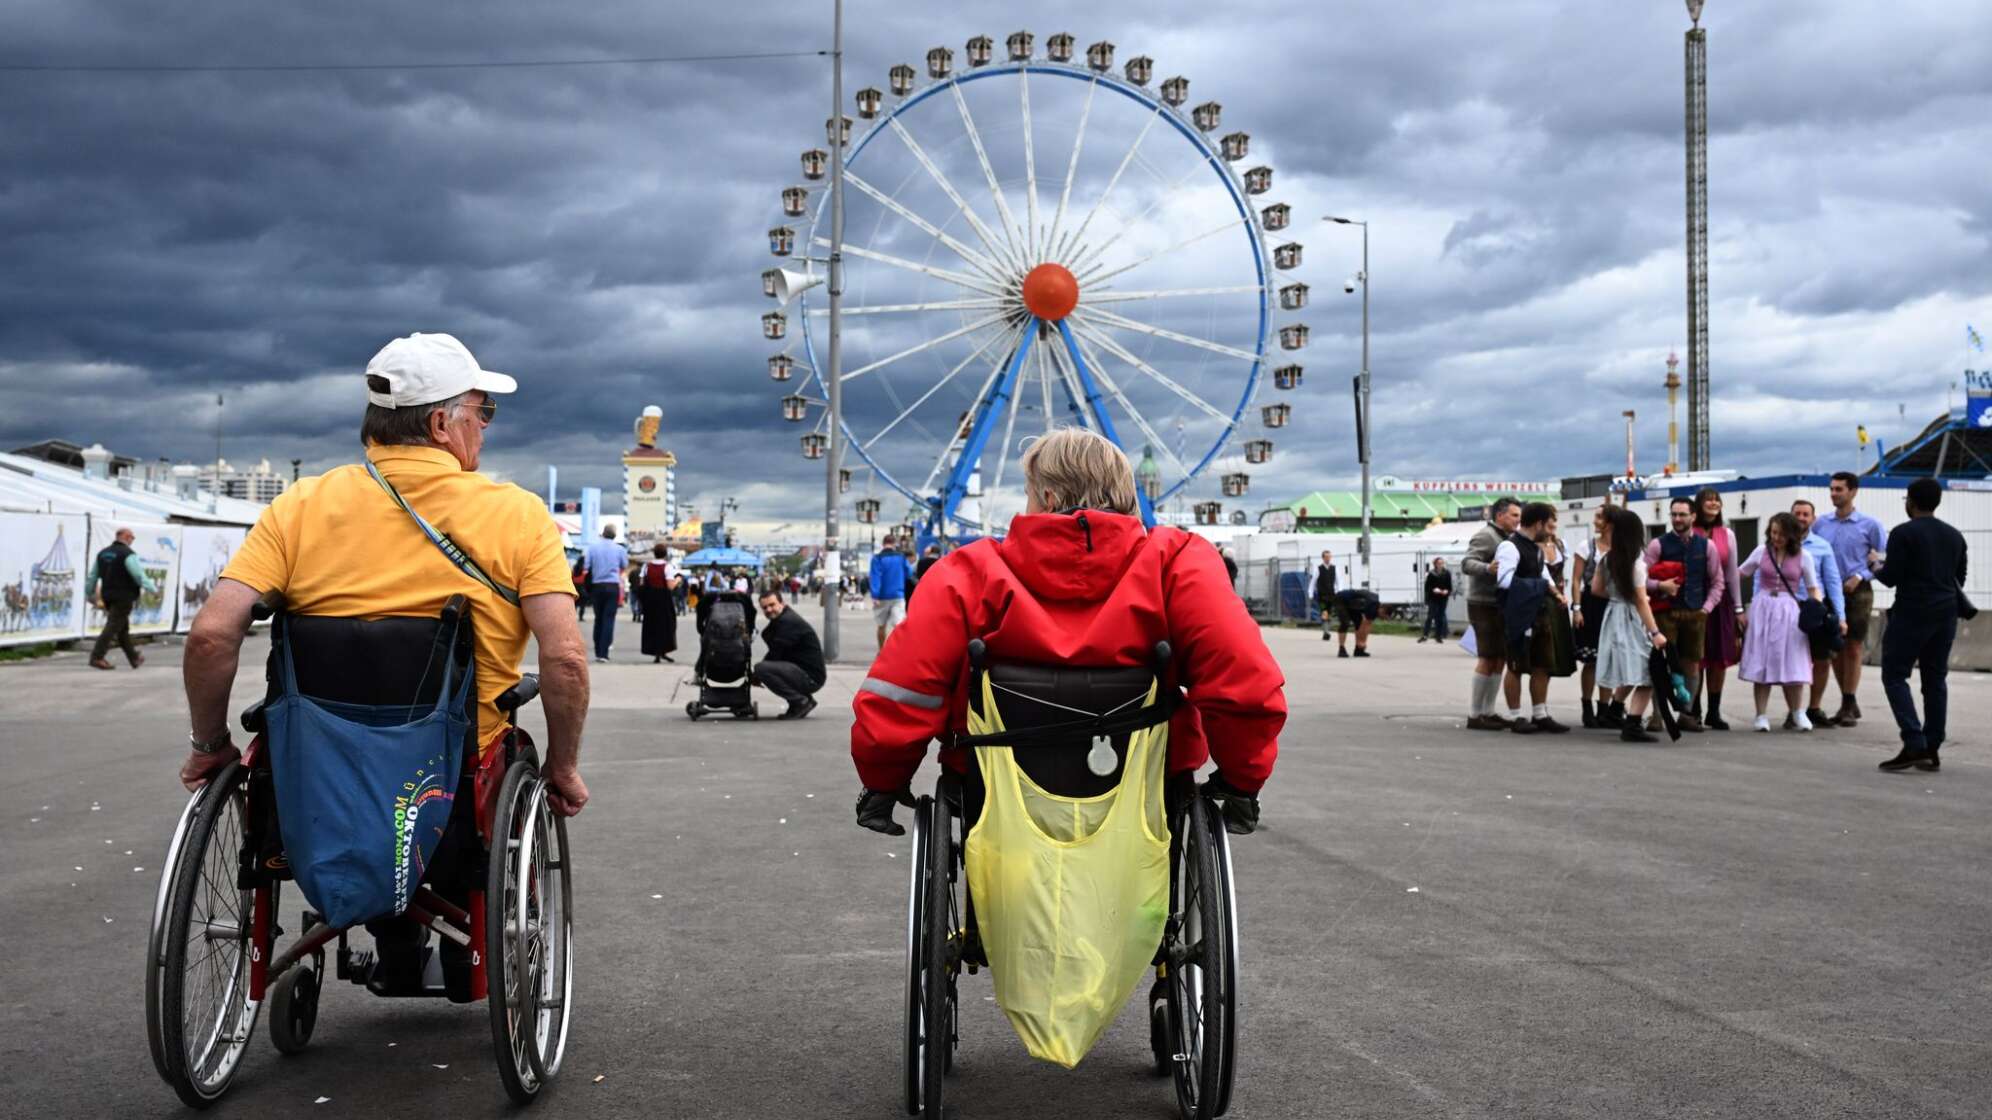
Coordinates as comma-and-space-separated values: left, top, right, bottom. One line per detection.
1970, 324, 1985, 352
1857, 425, 1869, 447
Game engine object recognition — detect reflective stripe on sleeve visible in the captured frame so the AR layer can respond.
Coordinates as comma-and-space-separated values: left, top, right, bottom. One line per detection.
860, 677, 945, 709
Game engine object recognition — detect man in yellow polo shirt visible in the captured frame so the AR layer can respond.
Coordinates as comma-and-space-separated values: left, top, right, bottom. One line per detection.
177, 332, 592, 818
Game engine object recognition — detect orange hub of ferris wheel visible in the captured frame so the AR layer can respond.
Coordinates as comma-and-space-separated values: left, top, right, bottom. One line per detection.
1020, 262, 1080, 321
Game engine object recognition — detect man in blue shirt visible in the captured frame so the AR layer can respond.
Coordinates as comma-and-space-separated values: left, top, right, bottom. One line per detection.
1810, 472, 1887, 726
868, 534, 911, 648
1791, 499, 1848, 728
581, 525, 629, 662
86, 526, 161, 670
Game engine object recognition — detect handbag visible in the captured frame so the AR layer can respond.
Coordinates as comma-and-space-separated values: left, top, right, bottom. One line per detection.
1772, 554, 1829, 635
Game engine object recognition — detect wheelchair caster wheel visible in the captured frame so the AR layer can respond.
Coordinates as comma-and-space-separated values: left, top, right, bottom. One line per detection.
747, 703, 760, 720
269, 958, 322, 1055
687, 702, 702, 721
1149, 997, 1170, 1076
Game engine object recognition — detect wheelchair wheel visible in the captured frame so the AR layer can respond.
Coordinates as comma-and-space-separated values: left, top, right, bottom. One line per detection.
488, 760, 575, 1105
687, 702, 702, 721
1166, 796, 1239, 1120
902, 794, 959, 1118
268, 954, 322, 1055
150, 763, 260, 1108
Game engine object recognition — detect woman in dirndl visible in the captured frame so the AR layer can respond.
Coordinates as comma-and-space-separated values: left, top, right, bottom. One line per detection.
637, 543, 679, 663
1571, 504, 1619, 728
1693, 487, 1745, 729
1737, 512, 1822, 732
1592, 506, 1670, 742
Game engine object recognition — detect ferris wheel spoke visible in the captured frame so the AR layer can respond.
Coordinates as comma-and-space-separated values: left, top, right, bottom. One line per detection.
1076, 214, 1246, 288
985, 343, 1030, 517
914, 329, 1021, 498
890, 115, 1025, 278
1043, 77, 1097, 267
841, 311, 1014, 383
944, 85, 1029, 273
1076, 306, 1260, 364
1055, 108, 1162, 266
814, 298, 1011, 316
1069, 318, 1233, 424
1044, 334, 1089, 429
1065, 327, 1196, 480
1067, 157, 1219, 277
1080, 285, 1262, 305
863, 321, 1023, 451
821, 238, 1010, 300
1021, 68, 1040, 263
842, 169, 1014, 286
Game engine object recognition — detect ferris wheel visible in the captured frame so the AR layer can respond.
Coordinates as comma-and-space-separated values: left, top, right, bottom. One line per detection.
762, 31, 1309, 539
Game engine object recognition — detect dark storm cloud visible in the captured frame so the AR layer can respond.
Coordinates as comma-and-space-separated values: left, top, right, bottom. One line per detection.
2, 0, 1987, 526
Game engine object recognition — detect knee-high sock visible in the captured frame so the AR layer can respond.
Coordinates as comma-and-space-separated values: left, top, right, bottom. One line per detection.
1471, 671, 1499, 716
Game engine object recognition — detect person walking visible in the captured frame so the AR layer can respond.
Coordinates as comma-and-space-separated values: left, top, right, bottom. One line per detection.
581, 525, 628, 662
1792, 499, 1848, 727
1462, 497, 1522, 730
86, 526, 159, 670
1571, 506, 1618, 728
869, 534, 911, 647
1314, 549, 1338, 642
1419, 558, 1453, 642
1691, 488, 1745, 730
1737, 512, 1823, 732
1592, 505, 1668, 743
753, 587, 826, 719
1874, 478, 1969, 772
1640, 497, 1725, 733
1221, 546, 1240, 589
637, 543, 679, 663
1813, 471, 1887, 727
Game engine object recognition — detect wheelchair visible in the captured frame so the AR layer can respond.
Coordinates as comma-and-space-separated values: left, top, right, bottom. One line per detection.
903, 640, 1240, 1120
145, 592, 574, 1107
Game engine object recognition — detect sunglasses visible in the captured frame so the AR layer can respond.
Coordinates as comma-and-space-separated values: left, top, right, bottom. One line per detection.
454, 397, 498, 424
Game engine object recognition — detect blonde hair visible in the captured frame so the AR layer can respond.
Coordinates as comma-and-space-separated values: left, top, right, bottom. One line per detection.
1020, 428, 1138, 514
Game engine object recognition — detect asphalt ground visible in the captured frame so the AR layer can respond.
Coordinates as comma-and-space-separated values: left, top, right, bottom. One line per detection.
1, 606, 1987, 1119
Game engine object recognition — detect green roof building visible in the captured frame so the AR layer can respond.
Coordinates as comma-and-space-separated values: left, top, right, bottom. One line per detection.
1270, 477, 1560, 532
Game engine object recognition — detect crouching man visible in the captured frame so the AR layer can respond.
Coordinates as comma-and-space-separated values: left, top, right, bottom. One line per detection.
755, 588, 825, 719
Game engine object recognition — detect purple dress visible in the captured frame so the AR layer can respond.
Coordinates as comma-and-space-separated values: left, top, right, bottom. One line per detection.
1738, 545, 1817, 686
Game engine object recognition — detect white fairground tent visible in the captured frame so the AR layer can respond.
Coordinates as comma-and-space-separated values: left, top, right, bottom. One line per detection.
0, 452, 260, 646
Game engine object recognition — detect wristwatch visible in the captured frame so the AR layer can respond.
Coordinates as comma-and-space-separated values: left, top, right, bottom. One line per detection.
188, 728, 234, 755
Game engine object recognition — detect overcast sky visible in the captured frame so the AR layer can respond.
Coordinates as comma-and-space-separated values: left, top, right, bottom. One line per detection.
2, 0, 1987, 528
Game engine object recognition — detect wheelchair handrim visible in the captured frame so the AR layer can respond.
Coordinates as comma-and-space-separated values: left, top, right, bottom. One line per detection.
162, 775, 260, 1101
902, 799, 930, 1115
147, 773, 227, 1084
524, 791, 574, 1082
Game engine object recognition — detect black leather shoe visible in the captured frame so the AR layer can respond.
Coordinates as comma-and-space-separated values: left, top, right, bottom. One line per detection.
1806, 707, 1837, 728
1915, 748, 1941, 772
1620, 724, 1657, 743
1353, 648, 1371, 658
1337, 648, 1350, 658
777, 696, 818, 721
1878, 748, 1926, 772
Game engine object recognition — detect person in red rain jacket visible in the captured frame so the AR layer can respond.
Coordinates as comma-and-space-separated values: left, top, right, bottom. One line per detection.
851, 429, 1285, 836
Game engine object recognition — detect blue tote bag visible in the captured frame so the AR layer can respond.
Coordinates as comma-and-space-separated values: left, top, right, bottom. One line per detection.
265, 613, 471, 930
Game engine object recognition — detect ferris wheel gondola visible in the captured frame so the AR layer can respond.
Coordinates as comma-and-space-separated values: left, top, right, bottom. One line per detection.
763, 30, 1310, 540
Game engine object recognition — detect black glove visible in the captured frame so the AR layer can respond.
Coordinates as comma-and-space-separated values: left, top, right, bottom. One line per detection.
856, 786, 916, 836
1202, 774, 1260, 836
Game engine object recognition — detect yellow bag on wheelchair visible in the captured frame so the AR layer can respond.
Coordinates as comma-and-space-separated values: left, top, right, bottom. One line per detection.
963, 673, 1170, 1069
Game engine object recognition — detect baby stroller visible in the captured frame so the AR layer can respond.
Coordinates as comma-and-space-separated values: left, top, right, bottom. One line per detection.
688, 590, 758, 720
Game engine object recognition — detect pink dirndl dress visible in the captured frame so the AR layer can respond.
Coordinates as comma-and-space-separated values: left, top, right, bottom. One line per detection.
1739, 546, 1815, 686
1699, 525, 1742, 669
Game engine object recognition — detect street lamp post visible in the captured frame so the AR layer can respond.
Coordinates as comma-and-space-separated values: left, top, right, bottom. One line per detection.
822, 0, 846, 661
1325, 216, 1372, 587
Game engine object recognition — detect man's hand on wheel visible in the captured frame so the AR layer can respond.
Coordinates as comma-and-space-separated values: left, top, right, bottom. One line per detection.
544, 764, 590, 817
1202, 773, 1260, 836
179, 744, 239, 793
856, 786, 916, 835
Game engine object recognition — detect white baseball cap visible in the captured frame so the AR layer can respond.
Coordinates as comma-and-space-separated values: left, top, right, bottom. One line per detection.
365, 332, 518, 409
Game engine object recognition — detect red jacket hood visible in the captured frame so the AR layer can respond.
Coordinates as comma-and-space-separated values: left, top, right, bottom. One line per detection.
997, 510, 1148, 602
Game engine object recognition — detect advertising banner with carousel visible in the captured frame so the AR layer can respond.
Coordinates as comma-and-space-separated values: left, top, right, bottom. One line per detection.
0, 512, 89, 647
84, 519, 182, 636
175, 525, 249, 632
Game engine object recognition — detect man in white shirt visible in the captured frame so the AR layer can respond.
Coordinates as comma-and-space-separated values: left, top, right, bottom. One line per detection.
1495, 502, 1571, 734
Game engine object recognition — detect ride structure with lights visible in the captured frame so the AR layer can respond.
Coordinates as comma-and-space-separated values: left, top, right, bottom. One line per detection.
763, 30, 1308, 543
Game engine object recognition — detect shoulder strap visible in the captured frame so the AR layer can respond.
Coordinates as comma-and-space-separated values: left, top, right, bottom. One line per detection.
365, 460, 521, 607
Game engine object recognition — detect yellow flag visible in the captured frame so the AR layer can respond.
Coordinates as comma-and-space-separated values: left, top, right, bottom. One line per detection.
1857, 425, 1870, 446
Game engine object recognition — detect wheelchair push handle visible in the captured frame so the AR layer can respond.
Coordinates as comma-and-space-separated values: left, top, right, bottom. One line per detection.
496, 673, 540, 716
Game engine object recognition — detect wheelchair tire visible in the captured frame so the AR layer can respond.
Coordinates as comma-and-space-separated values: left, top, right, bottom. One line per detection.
153, 763, 260, 1109
900, 798, 931, 1115
1166, 796, 1237, 1120
488, 760, 576, 1105
268, 956, 322, 1055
